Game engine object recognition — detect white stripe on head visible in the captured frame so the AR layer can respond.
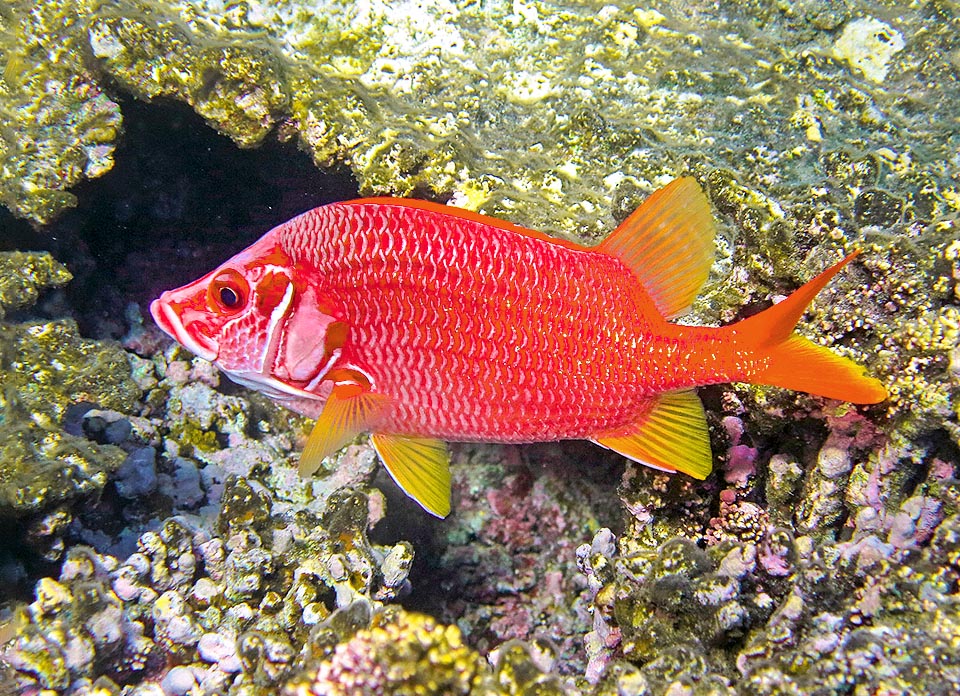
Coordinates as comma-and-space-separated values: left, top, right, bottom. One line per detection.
257, 277, 295, 373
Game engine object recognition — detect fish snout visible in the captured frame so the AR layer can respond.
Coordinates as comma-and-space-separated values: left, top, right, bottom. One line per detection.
150, 294, 219, 362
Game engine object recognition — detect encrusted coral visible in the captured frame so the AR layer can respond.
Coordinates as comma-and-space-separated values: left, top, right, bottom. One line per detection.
0, 252, 138, 517
285, 610, 485, 695
423, 441, 610, 672
0, 251, 72, 319
582, 404, 960, 693
2, 476, 421, 694
88, 3, 288, 148
0, 0, 122, 223
579, 506, 960, 694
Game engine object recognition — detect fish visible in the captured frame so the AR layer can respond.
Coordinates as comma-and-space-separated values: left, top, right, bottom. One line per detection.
150, 177, 887, 517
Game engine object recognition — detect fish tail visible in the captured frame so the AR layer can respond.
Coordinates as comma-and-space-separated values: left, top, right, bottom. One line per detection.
735, 252, 887, 404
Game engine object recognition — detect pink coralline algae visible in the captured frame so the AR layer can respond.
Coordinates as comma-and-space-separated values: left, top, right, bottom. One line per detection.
721, 416, 759, 487
886, 495, 943, 549
422, 443, 604, 673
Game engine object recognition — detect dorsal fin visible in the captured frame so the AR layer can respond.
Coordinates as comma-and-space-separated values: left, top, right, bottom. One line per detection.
597, 177, 715, 320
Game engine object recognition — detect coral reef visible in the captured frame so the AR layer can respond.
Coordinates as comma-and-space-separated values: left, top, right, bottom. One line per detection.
2, 0, 956, 440
0, 0, 122, 223
0, 251, 72, 319
594, 403, 960, 694
2, 1, 959, 695
88, 3, 288, 149
285, 609, 486, 695
0, 252, 137, 519
2, 477, 419, 694
407, 441, 622, 674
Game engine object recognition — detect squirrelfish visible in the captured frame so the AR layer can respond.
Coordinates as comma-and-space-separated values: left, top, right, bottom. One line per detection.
150, 178, 886, 517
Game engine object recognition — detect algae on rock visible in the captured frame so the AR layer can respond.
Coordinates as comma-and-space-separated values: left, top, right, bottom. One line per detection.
0, 251, 139, 515
2, 2, 959, 692
88, 4, 289, 148
0, 251, 73, 320
4, 0, 957, 434
0, 0, 122, 223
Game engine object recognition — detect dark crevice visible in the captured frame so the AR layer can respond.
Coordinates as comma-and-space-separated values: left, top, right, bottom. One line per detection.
0, 93, 358, 597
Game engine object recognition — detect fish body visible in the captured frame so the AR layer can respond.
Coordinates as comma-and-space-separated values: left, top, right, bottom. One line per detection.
151, 178, 886, 517
273, 200, 737, 439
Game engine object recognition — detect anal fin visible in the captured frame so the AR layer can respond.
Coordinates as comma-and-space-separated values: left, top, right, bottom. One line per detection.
592, 390, 713, 479
299, 384, 390, 477
371, 433, 451, 518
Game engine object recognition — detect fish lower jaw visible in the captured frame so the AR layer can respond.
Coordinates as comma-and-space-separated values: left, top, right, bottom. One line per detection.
224, 371, 326, 406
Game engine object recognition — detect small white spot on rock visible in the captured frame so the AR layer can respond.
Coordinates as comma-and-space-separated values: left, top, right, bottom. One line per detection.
832, 18, 905, 83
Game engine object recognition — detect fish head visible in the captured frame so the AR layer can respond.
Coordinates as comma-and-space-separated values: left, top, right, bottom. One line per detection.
150, 233, 343, 410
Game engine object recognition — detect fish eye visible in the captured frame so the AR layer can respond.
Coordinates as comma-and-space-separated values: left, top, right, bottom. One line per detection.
219, 286, 240, 307
207, 269, 249, 314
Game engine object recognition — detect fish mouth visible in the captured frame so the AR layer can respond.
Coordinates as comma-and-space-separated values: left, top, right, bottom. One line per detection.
149, 297, 218, 362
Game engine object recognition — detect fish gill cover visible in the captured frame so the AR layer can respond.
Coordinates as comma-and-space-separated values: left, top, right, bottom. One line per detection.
0, 0, 959, 694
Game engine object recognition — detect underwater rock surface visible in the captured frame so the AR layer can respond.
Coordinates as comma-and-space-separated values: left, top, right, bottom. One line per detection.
0, 0, 122, 224
1, 0, 957, 433
1, 1, 959, 695
0, 252, 136, 518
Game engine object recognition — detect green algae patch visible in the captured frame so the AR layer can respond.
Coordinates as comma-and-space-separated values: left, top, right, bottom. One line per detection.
88, 4, 289, 148
0, 252, 72, 320
0, 250, 140, 515
0, 0, 122, 223
0, 408, 126, 514
1, 319, 140, 424
0, 319, 139, 514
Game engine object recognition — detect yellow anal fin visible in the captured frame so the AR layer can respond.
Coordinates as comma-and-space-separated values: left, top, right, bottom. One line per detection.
299, 386, 390, 477
371, 433, 451, 518
592, 390, 713, 479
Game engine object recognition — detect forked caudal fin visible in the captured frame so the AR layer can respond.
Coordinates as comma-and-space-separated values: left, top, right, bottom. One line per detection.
733, 252, 887, 404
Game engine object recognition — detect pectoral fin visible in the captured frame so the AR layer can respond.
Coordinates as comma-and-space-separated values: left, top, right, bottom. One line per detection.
299, 383, 390, 477
592, 390, 713, 479
371, 433, 451, 518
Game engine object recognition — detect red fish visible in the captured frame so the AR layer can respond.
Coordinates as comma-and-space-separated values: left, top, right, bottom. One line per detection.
150, 178, 886, 517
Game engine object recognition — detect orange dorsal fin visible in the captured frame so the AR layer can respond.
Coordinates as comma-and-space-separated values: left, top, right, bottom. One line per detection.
597, 177, 715, 320
592, 390, 713, 479
734, 252, 887, 404
299, 383, 391, 476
